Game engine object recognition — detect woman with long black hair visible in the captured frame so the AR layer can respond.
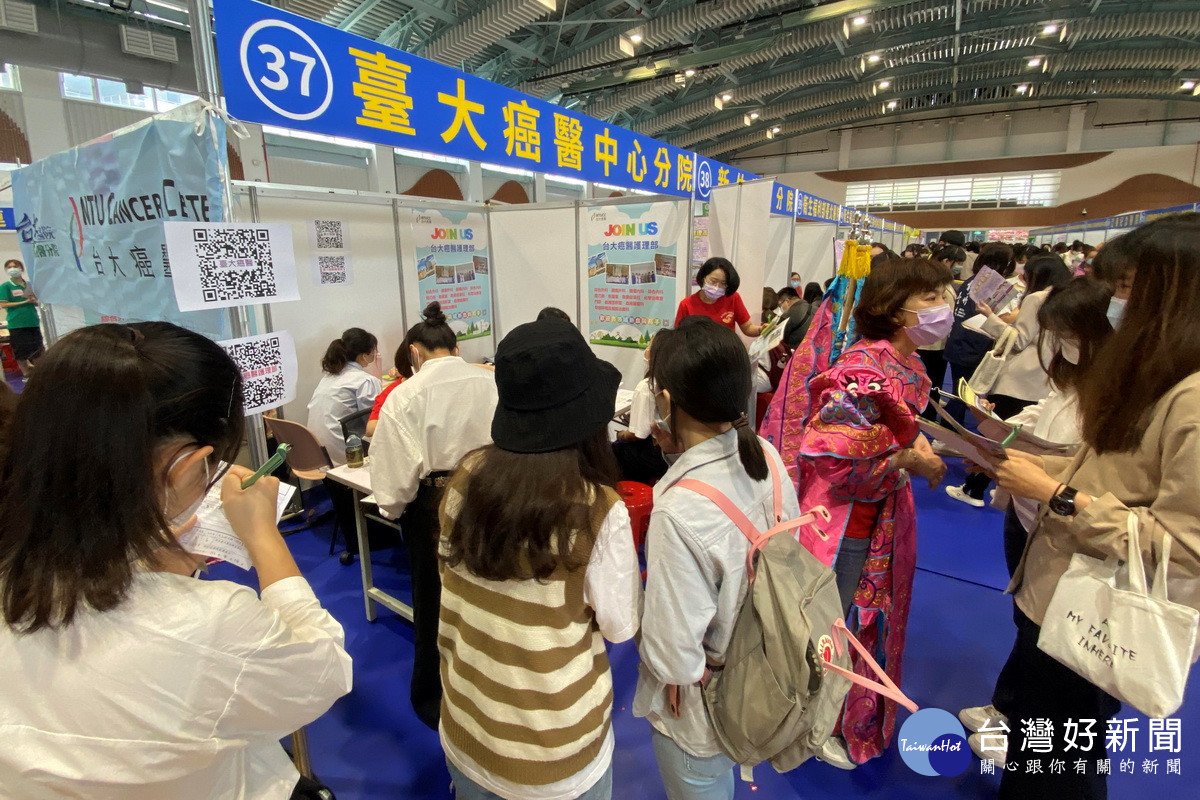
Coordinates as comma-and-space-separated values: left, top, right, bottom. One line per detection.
0, 323, 352, 799
995, 214, 1200, 798
634, 316, 800, 799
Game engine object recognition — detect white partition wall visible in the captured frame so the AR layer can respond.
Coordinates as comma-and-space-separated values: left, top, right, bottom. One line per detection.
235, 186, 410, 423
764, 213, 795, 296
489, 203, 578, 336
708, 180, 773, 343
791, 222, 835, 286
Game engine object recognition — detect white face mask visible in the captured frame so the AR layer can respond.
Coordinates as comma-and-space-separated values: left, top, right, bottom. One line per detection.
164, 450, 210, 528
6, 268, 22, 279
1058, 338, 1081, 365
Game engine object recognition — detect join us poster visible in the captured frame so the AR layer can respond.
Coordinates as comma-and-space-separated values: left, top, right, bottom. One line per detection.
584, 202, 685, 349
410, 209, 492, 341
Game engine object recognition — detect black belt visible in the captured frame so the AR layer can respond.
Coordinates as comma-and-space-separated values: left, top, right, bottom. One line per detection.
419, 471, 451, 488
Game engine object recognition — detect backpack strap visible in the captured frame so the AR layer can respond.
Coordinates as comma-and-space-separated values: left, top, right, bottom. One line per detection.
822, 618, 919, 713
674, 456, 830, 582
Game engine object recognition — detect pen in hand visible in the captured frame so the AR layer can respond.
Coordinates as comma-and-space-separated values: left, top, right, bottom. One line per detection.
240, 444, 290, 490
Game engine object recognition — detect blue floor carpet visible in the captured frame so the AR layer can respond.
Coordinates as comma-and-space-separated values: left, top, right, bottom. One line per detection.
208, 479, 1199, 799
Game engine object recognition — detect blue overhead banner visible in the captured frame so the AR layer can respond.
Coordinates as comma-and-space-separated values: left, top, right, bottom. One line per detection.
215, 0, 724, 198
770, 183, 796, 217
795, 191, 843, 224
691, 154, 755, 202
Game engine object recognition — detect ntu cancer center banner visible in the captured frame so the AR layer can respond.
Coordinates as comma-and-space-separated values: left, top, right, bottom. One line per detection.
10, 114, 228, 338
585, 202, 684, 349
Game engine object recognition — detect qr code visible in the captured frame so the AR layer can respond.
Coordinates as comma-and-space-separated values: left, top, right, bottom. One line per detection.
314, 220, 345, 250
317, 255, 348, 284
194, 227, 278, 303
223, 335, 285, 413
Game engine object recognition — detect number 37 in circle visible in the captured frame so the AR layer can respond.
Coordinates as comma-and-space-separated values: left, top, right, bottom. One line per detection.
239, 20, 333, 121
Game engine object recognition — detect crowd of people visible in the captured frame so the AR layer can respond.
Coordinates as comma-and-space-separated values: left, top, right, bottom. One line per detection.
1, 213, 1198, 800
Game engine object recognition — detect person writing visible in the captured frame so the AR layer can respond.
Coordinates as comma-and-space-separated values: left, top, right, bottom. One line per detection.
0, 322, 352, 799
0, 259, 44, 376
674, 257, 762, 336
993, 214, 1200, 798
438, 317, 639, 800
635, 316, 800, 798
371, 302, 498, 730
306, 327, 381, 464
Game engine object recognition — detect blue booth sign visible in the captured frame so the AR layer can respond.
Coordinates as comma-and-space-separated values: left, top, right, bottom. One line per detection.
770, 183, 796, 217
0, 207, 14, 230
215, 0, 737, 199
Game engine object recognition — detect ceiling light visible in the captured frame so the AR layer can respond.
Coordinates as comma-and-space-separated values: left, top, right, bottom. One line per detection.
886, 100, 898, 109
743, 113, 755, 126
852, 16, 868, 27
684, 68, 696, 78
749, 110, 760, 119
1182, 80, 1196, 91
628, 26, 645, 44
766, 129, 776, 139
1028, 57, 1042, 67
771, 126, 782, 133
1042, 23, 1058, 35
1017, 84, 1029, 94
721, 92, 733, 102
867, 54, 881, 63
878, 80, 891, 89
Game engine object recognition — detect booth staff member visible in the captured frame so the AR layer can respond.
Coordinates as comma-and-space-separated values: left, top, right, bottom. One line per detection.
0, 322, 352, 800
674, 257, 763, 336
0, 259, 43, 376
306, 328, 381, 464
371, 302, 498, 731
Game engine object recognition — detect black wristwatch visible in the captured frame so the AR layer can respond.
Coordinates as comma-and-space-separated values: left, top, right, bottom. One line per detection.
1048, 485, 1079, 517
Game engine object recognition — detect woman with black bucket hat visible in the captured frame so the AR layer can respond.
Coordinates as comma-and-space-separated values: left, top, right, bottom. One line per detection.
437, 317, 641, 800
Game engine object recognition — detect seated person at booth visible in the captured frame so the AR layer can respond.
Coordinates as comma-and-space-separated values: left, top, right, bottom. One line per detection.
370, 302, 498, 731
306, 328, 381, 464
366, 334, 414, 439
0, 322, 352, 799
674, 257, 763, 337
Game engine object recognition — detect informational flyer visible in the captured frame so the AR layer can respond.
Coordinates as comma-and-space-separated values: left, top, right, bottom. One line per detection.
410, 209, 492, 341
585, 202, 684, 349
165, 221, 301, 311
308, 218, 354, 286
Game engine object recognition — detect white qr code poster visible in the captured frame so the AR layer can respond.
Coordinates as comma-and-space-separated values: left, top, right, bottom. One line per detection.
218, 331, 299, 415
307, 219, 354, 287
165, 222, 301, 311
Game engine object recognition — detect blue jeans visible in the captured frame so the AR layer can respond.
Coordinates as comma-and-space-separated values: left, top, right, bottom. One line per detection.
650, 730, 734, 800
446, 757, 613, 800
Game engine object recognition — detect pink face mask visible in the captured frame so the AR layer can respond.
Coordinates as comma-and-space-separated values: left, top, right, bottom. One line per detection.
702, 284, 725, 301
901, 304, 953, 346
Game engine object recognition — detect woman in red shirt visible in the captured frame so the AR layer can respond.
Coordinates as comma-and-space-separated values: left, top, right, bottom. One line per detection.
674, 257, 763, 336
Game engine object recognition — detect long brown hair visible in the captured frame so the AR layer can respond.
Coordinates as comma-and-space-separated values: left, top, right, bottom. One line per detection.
1036, 277, 1113, 392
0, 323, 244, 632
1079, 214, 1200, 453
442, 430, 619, 581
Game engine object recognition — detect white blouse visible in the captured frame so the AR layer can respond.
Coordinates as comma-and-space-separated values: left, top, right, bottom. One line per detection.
306, 363, 382, 465
0, 573, 353, 799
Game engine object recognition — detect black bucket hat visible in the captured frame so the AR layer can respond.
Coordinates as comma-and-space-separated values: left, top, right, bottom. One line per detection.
491, 319, 622, 454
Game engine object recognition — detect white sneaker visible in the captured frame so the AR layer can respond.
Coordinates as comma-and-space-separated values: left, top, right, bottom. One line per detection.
969, 732, 1008, 769
816, 736, 857, 770
959, 704, 1008, 733
946, 485, 986, 508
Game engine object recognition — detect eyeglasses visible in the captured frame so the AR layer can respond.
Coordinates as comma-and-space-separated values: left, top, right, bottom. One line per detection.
704, 277, 728, 288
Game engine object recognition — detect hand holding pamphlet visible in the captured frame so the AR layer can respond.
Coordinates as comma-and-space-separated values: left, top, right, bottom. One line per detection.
969, 266, 1019, 312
